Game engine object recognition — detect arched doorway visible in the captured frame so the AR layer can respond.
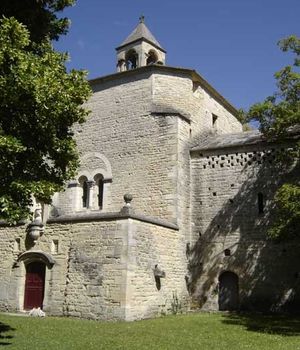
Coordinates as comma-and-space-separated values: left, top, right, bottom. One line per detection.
218, 271, 239, 311
24, 261, 46, 310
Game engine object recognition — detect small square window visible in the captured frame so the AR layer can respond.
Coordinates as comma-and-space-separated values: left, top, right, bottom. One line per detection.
224, 249, 231, 256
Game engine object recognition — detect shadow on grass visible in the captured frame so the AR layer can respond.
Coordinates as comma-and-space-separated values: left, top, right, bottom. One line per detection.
0, 321, 14, 346
222, 313, 300, 336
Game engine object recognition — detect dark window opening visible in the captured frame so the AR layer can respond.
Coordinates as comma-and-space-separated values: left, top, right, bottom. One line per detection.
212, 114, 218, 127
224, 249, 231, 256
79, 176, 89, 208
125, 50, 138, 70
98, 177, 104, 209
82, 181, 88, 208
94, 174, 104, 210
146, 50, 158, 65
258, 192, 264, 214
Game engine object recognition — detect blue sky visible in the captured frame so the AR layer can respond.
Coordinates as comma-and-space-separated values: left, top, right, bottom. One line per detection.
54, 0, 299, 111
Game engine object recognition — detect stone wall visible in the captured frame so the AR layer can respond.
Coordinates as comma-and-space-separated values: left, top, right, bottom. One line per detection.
0, 66, 246, 319
124, 219, 188, 320
189, 142, 300, 311
0, 225, 25, 311
53, 68, 241, 230
152, 71, 242, 139
59, 219, 128, 320
0, 222, 70, 314
54, 71, 179, 223
0, 212, 188, 320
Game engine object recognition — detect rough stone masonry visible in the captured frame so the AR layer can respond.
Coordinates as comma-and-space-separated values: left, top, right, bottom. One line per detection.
0, 18, 299, 320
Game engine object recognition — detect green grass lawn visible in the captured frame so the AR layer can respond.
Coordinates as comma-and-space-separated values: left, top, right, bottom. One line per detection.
1, 312, 300, 350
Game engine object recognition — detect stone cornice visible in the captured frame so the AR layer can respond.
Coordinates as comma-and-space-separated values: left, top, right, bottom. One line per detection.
150, 102, 191, 123
47, 211, 179, 231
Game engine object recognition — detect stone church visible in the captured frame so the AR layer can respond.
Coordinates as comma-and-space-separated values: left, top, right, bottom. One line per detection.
0, 18, 299, 320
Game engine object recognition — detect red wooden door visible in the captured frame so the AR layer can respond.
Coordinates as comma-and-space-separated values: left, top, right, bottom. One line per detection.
24, 262, 45, 310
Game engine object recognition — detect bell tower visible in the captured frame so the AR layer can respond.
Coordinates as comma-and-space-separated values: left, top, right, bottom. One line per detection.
115, 16, 166, 72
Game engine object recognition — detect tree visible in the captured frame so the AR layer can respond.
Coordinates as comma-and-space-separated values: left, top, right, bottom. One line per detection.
0, 17, 91, 223
247, 35, 300, 240
0, 0, 75, 44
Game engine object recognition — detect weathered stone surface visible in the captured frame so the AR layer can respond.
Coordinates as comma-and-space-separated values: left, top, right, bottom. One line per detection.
52, 66, 242, 221
0, 26, 298, 319
190, 142, 300, 312
0, 214, 188, 320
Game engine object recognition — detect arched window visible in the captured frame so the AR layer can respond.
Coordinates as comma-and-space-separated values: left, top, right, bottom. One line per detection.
125, 49, 138, 70
79, 176, 88, 208
117, 59, 126, 72
258, 192, 264, 214
146, 50, 158, 65
82, 181, 88, 208
94, 174, 104, 210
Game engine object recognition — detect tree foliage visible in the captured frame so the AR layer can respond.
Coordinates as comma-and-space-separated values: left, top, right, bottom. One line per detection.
248, 35, 300, 138
247, 36, 300, 240
0, 0, 75, 44
0, 17, 91, 223
268, 184, 300, 239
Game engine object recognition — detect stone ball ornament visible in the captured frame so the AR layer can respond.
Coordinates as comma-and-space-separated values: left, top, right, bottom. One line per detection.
26, 208, 44, 244
124, 193, 133, 205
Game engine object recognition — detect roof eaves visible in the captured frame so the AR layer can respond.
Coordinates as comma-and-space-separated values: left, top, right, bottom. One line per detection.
115, 37, 166, 53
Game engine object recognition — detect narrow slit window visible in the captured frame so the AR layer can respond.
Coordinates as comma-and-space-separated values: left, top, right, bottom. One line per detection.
258, 192, 264, 214
212, 114, 218, 127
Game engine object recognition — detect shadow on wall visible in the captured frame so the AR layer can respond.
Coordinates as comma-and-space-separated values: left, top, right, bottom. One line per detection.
0, 321, 14, 346
187, 146, 300, 313
221, 313, 300, 336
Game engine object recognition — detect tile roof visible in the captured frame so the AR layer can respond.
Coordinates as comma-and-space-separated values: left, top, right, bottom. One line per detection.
191, 130, 264, 151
